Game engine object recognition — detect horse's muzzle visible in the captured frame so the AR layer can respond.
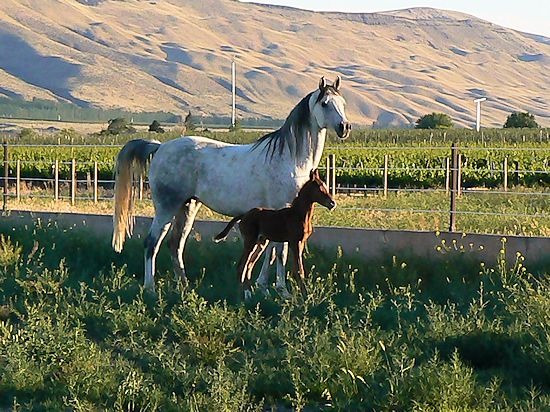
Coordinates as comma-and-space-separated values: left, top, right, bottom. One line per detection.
337, 122, 352, 139
327, 200, 337, 211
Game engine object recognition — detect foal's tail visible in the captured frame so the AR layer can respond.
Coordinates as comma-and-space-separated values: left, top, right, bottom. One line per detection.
112, 139, 161, 253
214, 215, 243, 242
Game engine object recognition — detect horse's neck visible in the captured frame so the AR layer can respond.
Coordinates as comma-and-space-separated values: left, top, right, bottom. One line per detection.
291, 195, 315, 221
295, 123, 326, 173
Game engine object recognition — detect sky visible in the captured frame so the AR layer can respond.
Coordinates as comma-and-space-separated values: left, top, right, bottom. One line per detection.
241, 0, 550, 37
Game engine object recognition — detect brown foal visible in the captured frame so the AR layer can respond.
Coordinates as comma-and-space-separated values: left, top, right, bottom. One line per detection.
214, 169, 336, 298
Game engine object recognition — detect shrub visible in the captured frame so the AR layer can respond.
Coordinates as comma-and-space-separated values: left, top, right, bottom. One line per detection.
415, 113, 454, 129
148, 120, 165, 133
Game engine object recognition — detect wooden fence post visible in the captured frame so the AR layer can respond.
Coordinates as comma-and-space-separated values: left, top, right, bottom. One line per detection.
445, 157, 450, 195
457, 153, 462, 198
93, 161, 98, 203
449, 143, 458, 232
54, 160, 59, 201
71, 158, 76, 206
503, 157, 508, 192
325, 156, 330, 188
16, 159, 20, 201
329, 154, 336, 197
383, 154, 389, 198
3, 140, 8, 212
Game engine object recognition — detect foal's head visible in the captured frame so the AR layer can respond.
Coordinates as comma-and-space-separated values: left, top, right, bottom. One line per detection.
296, 169, 336, 210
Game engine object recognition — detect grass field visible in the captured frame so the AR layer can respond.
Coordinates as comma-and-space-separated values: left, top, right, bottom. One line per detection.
0, 222, 549, 410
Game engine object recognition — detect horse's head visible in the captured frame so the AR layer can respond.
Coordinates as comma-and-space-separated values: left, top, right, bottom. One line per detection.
310, 76, 351, 139
299, 169, 336, 210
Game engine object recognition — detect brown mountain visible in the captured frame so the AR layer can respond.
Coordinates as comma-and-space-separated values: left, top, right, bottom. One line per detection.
1, 0, 549, 127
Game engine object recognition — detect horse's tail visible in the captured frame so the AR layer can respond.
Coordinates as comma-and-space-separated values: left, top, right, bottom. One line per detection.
214, 215, 243, 242
112, 139, 161, 252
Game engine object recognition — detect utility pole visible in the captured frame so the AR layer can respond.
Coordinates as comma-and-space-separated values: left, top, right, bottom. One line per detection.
474, 97, 487, 132
231, 58, 236, 128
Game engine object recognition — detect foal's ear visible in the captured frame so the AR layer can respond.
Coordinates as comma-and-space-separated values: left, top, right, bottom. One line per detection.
333, 75, 341, 92
319, 76, 327, 92
310, 168, 319, 180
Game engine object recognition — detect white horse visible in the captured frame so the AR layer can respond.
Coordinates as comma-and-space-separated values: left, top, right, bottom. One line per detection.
112, 76, 351, 294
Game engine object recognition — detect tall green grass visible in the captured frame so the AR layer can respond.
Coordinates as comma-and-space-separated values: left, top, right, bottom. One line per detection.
0, 223, 549, 410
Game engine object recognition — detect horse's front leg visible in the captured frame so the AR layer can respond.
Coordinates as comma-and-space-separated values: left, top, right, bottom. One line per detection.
255, 243, 275, 291
274, 242, 291, 298
255, 242, 290, 298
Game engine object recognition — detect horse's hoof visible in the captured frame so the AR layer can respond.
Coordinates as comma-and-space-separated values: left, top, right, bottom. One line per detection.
144, 284, 156, 294
255, 282, 269, 294
244, 290, 252, 301
276, 287, 291, 300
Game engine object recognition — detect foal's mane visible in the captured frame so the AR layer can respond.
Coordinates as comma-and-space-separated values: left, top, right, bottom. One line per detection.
251, 91, 314, 161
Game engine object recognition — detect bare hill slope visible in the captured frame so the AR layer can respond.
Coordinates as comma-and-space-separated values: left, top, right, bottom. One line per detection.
0, 0, 549, 127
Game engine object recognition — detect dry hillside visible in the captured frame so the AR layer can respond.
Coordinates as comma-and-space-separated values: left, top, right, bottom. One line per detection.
0, 0, 549, 127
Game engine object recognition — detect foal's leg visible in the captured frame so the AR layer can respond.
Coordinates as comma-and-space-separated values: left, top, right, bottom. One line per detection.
168, 199, 202, 285
245, 238, 270, 286
144, 213, 173, 291
237, 238, 258, 300
289, 241, 307, 297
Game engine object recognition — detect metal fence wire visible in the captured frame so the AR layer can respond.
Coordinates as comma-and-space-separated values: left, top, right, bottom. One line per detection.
1, 141, 549, 233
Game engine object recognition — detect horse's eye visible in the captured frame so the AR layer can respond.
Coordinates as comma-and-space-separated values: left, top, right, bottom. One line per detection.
321, 101, 328, 108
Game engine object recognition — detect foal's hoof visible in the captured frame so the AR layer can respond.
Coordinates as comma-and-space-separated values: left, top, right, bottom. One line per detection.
243, 289, 253, 301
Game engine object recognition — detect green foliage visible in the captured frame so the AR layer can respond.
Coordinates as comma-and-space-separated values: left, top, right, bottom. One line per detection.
2, 128, 550, 190
0, 223, 550, 409
504, 112, 539, 129
0, 97, 179, 124
416, 112, 454, 129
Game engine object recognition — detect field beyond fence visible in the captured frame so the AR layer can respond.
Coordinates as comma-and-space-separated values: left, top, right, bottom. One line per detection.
1, 128, 549, 236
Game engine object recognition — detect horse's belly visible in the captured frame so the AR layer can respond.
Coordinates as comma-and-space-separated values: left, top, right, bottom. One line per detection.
195, 161, 297, 216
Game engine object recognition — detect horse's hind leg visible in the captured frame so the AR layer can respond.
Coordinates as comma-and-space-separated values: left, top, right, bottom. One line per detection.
144, 213, 173, 291
169, 199, 202, 285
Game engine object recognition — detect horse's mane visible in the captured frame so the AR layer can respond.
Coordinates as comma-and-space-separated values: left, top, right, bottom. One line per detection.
251, 91, 314, 161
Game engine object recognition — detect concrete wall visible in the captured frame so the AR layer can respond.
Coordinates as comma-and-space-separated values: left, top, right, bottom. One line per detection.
2, 210, 549, 264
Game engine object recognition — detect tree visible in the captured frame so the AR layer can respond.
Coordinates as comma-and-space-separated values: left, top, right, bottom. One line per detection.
503, 112, 538, 128
102, 118, 135, 135
184, 111, 195, 132
148, 120, 165, 133
415, 112, 453, 129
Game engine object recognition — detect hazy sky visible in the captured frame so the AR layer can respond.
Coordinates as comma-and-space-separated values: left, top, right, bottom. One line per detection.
241, 0, 550, 37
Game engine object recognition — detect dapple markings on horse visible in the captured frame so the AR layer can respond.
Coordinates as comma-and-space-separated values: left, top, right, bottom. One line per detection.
112, 76, 350, 292
214, 169, 335, 299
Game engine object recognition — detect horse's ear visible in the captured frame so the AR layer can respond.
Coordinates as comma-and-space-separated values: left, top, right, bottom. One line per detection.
319, 76, 327, 92
310, 168, 319, 180
333, 75, 341, 92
